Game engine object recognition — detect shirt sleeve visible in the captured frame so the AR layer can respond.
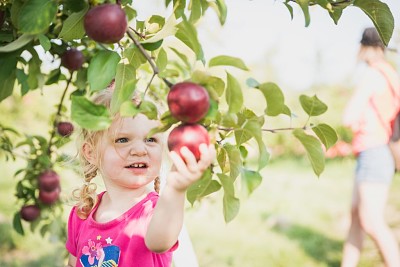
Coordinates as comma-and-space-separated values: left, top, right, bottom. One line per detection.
65, 206, 79, 257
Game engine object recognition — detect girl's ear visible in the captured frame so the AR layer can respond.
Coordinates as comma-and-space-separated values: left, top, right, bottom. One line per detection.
82, 142, 96, 165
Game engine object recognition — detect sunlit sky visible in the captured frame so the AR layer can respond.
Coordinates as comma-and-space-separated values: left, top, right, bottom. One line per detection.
137, 0, 400, 91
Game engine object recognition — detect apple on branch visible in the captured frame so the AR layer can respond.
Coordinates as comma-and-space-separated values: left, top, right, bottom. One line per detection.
167, 82, 210, 123
57, 121, 74, 137
20, 204, 41, 222
38, 170, 60, 192
61, 48, 85, 71
168, 123, 210, 161
84, 4, 127, 44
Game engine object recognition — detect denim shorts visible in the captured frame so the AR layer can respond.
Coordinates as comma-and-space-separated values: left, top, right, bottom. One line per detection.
355, 144, 395, 184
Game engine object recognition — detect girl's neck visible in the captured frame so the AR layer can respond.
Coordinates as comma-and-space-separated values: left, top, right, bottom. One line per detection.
94, 187, 151, 223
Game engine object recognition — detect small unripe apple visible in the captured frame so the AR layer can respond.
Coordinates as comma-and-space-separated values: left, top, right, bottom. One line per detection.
38, 170, 60, 192
61, 48, 85, 71
168, 124, 210, 161
57, 121, 74, 137
167, 82, 210, 123
20, 205, 41, 222
84, 4, 127, 44
39, 187, 60, 205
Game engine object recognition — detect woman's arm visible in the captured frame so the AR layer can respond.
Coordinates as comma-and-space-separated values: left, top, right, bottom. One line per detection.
145, 144, 215, 253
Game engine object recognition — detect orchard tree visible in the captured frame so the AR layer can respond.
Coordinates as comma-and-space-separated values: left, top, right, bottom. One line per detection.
0, 0, 395, 237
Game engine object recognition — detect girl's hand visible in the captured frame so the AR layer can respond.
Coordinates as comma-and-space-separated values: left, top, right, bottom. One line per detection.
167, 143, 216, 192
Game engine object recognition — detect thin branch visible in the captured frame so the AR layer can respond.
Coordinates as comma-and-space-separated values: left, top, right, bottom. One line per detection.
137, 72, 157, 109
47, 73, 73, 155
126, 29, 173, 89
129, 26, 146, 39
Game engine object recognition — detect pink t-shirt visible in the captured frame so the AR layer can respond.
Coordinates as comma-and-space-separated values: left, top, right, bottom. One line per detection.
66, 191, 177, 267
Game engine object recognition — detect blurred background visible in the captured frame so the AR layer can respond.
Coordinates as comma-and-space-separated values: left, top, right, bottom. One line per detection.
1, 0, 400, 266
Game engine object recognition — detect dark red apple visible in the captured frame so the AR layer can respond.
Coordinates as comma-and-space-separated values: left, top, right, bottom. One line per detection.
168, 124, 210, 161
39, 187, 60, 205
20, 205, 41, 221
61, 48, 85, 71
38, 170, 60, 192
57, 121, 74, 137
84, 4, 127, 44
167, 82, 210, 123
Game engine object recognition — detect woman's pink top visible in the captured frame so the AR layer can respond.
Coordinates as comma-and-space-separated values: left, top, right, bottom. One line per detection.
343, 62, 400, 154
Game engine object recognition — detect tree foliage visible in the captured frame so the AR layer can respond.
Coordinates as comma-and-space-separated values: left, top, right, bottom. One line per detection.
0, 0, 395, 236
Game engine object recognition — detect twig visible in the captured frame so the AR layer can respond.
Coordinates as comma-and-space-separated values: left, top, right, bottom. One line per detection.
47, 74, 73, 155
126, 29, 173, 89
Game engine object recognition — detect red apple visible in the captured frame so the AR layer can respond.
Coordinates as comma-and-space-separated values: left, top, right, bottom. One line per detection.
20, 205, 41, 221
168, 124, 210, 161
39, 187, 60, 205
61, 48, 85, 71
38, 170, 60, 192
57, 121, 74, 137
84, 4, 127, 44
167, 82, 210, 123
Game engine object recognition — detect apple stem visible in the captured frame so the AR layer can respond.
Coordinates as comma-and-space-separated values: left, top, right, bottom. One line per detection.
126, 29, 174, 89
47, 73, 73, 156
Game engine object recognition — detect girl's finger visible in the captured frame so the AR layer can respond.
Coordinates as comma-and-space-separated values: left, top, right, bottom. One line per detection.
180, 146, 198, 172
169, 151, 192, 178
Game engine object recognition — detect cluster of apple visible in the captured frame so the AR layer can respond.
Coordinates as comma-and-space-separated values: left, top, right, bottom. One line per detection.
167, 82, 211, 161
20, 170, 61, 221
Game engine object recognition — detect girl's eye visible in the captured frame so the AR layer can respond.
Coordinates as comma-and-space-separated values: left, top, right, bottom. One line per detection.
145, 137, 157, 143
115, 137, 128, 143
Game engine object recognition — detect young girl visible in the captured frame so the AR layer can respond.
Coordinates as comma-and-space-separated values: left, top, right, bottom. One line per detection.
65, 89, 216, 267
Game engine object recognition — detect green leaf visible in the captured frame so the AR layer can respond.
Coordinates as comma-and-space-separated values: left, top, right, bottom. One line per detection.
226, 72, 243, 114
110, 63, 137, 114
293, 129, 325, 177
189, 0, 202, 24
256, 82, 290, 116
241, 169, 262, 195
141, 40, 163, 51
156, 48, 168, 73
38, 34, 51, 51
217, 174, 240, 223
187, 169, 221, 205
353, 0, 394, 46
19, 0, 57, 34
209, 55, 249, 71
176, 19, 204, 63
296, 0, 311, 27
124, 46, 147, 69
87, 51, 120, 92
299, 94, 327, 117
16, 69, 30, 95
0, 53, 18, 102
13, 212, 24, 235
71, 95, 112, 131
222, 144, 242, 180
58, 5, 88, 41
120, 100, 158, 120
0, 34, 35, 52
243, 120, 269, 170
312, 123, 338, 150
170, 47, 191, 70
209, 0, 227, 25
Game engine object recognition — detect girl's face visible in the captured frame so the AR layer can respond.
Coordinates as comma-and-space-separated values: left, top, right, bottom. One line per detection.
96, 113, 163, 190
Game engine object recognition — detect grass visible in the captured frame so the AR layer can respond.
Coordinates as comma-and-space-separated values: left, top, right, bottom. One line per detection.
0, 157, 399, 266
184, 157, 400, 267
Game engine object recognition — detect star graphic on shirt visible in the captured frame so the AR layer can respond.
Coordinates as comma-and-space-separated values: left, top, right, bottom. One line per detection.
97, 235, 102, 240
106, 237, 113, 244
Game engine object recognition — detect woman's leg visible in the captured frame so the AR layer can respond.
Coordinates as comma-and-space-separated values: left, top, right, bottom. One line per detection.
341, 181, 364, 267
358, 182, 400, 267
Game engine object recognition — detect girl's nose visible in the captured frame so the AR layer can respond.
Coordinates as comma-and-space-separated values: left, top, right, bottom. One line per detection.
129, 142, 147, 156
